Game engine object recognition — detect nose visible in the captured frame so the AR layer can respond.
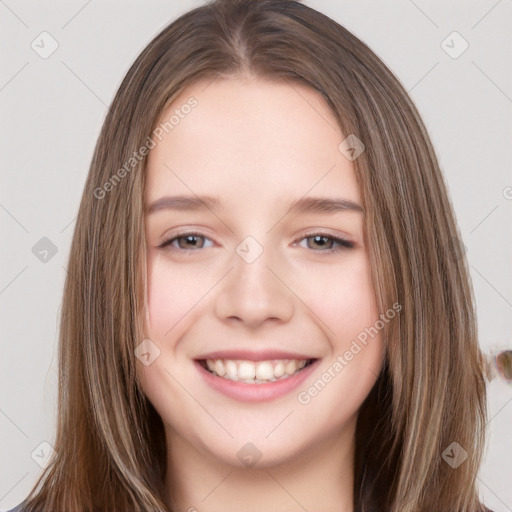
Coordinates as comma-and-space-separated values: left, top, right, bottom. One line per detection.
214, 242, 295, 329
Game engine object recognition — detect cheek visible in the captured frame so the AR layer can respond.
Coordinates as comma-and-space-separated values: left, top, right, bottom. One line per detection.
144, 253, 211, 337
297, 253, 378, 339
293, 256, 384, 429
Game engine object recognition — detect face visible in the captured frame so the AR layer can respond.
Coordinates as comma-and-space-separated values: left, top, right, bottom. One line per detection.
138, 76, 385, 470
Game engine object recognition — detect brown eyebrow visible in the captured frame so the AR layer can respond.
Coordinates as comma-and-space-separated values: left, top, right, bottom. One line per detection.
146, 195, 221, 214
146, 194, 364, 215
288, 196, 364, 215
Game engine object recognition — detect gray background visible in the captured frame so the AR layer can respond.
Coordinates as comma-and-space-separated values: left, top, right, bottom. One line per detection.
0, 0, 511, 510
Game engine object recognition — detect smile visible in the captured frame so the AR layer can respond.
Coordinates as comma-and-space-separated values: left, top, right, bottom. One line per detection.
195, 357, 319, 402
200, 358, 315, 383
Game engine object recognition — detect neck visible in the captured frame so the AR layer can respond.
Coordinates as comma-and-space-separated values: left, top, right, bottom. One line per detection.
163, 419, 356, 512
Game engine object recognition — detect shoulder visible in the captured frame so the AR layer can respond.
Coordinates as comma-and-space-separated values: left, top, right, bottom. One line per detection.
4, 504, 28, 512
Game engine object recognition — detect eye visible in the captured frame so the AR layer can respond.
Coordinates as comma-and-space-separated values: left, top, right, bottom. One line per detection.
158, 232, 214, 251
157, 231, 354, 254
296, 232, 355, 253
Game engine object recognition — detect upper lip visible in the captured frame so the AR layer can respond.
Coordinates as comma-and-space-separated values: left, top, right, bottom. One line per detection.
195, 349, 317, 362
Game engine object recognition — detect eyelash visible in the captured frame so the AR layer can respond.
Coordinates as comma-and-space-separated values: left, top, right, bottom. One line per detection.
157, 230, 354, 254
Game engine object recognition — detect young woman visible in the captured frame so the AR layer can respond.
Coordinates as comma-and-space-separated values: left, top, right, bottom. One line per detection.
8, 0, 493, 510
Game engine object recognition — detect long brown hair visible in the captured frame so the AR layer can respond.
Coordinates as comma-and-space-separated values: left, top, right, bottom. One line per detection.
18, 1, 489, 510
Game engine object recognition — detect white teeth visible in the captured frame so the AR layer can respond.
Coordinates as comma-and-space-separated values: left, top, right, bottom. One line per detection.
202, 358, 311, 383
273, 361, 285, 378
238, 362, 256, 380
225, 360, 238, 381
285, 361, 298, 375
214, 359, 226, 377
255, 362, 274, 380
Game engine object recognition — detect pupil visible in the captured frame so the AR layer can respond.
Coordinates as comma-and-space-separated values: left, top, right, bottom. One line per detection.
312, 235, 330, 249
181, 235, 201, 248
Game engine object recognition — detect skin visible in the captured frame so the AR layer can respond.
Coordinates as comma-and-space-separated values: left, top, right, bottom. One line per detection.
138, 75, 385, 512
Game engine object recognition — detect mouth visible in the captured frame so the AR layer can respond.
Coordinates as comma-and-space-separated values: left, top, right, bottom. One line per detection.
197, 358, 317, 384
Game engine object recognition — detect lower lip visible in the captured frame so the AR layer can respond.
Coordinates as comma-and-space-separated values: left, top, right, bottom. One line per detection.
195, 359, 319, 402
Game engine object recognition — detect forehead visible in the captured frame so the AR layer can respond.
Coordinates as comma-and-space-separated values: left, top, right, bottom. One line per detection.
145, 76, 361, 207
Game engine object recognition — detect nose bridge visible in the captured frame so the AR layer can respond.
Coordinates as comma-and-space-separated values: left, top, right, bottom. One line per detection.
214, 234, 294, 327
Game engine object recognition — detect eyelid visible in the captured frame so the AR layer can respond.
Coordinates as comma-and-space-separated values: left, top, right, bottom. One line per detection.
293, 230, 355, 253
158, 230, 215, 250
297, 229, 354, 243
